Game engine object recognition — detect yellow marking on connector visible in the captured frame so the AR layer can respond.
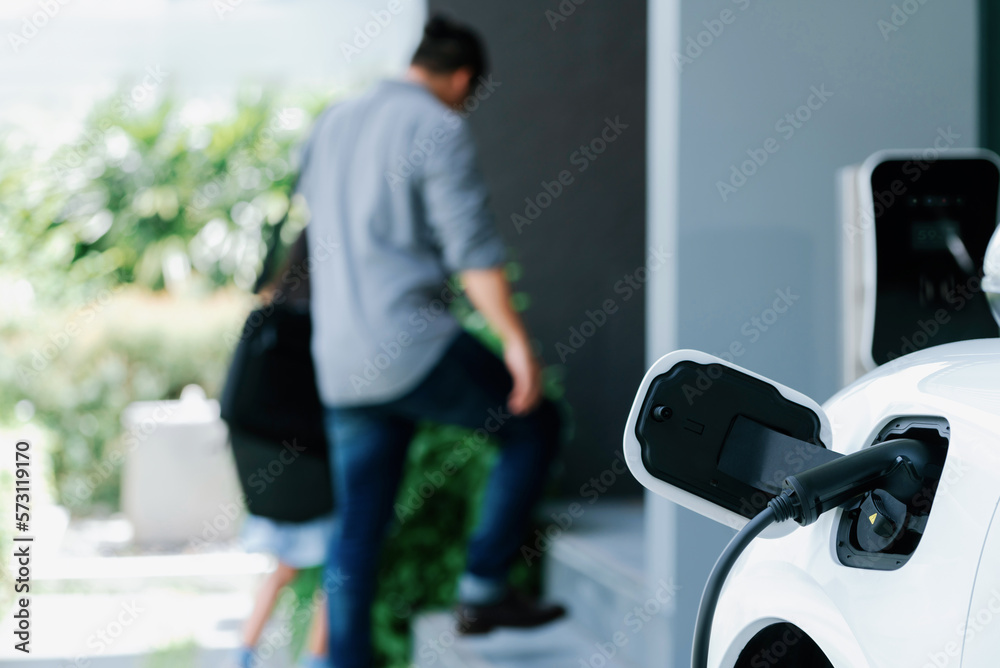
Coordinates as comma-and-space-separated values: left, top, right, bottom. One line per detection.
868, 513, 878, 525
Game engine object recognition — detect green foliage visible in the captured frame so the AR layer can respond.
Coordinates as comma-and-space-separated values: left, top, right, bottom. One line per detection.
0, 90, 319, 510
1, 88, 559, 668
37, 90, 316, 298
374, 421, 496, 666
276, 564, 325, 663
0, 288, 250, 511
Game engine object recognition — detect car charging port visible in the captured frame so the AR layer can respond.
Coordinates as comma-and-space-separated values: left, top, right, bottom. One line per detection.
856, 489, 908, 553
693, 419, 944, 668
836, 416, 949, 570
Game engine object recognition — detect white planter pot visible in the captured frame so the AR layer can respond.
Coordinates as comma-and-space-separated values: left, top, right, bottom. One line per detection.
120, 386, 243, 546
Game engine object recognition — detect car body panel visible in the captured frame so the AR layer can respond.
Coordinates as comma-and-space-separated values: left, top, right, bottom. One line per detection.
959, 497, 1000, 667
709, 339, 1000, 667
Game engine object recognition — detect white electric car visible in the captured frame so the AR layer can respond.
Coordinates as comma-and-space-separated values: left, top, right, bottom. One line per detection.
624, 157, 1000, 668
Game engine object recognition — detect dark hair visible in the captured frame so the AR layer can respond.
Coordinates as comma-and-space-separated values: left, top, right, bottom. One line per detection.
259, 230, 310, 305
411, 14, 487, 89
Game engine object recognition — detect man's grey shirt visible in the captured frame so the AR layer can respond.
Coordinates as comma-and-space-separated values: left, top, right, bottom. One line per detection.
301, 80, 506, 407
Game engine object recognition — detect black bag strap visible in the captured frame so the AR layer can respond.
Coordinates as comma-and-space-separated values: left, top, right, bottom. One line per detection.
253, 172, 301, 294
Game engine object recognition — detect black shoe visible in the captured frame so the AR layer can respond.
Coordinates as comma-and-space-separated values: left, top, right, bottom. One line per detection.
454, 590, 567, 635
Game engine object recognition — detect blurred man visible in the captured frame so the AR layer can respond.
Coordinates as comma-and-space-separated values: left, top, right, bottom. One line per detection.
300, 15, 564, 668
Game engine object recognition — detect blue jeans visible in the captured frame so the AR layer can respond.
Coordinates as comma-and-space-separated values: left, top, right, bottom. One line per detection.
323, 332, 560, 668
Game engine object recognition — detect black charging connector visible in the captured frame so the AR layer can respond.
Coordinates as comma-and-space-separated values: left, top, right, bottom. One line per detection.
692, 437, 935, 668
780, 437, 933, 526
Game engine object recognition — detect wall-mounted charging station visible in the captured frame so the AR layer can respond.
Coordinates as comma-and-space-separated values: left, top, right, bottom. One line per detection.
838, 150, 1000, 385
625, 149, 1000, 668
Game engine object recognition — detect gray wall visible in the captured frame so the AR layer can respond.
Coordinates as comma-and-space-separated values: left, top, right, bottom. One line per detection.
427, 0, 648, 496
648, 1, 979, 665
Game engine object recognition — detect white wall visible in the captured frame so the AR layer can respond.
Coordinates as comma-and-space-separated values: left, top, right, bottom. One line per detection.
646, 1, 979, 665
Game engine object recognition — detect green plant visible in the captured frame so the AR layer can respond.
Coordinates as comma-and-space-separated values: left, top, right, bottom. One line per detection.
0, 88, 565, 668
0, 89, 321, 511
0, 288, 249, 511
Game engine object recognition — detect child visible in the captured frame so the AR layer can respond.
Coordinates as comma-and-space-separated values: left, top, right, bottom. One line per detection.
222, 230, 335, 668
236, 512, 333, 668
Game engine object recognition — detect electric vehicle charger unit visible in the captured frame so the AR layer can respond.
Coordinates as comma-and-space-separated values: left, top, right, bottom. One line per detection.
627, 152, 1000, 668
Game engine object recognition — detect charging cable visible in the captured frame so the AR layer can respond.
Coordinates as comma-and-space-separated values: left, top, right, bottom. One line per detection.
691, 438, 932, 668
